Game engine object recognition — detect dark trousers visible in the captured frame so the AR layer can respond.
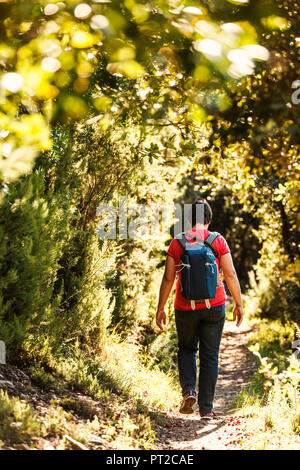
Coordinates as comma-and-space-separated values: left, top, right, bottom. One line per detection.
175, 303, 226, 415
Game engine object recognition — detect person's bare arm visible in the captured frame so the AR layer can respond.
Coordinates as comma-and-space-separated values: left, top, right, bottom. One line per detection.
156, 255, 176, 330
220, 252, 244, 327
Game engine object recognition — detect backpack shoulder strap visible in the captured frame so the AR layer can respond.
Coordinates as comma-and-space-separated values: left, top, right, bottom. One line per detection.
176, 232, 219, 253
175, 232, 188, 251
205, 232, 220, 245
176, 232, 202, 250
204, 232, 220, 257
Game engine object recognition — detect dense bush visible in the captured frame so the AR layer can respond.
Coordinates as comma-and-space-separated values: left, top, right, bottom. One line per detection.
0, 171, 69, 351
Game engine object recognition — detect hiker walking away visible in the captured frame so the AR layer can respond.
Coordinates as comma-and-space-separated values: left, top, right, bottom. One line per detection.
156, 199, 244, 419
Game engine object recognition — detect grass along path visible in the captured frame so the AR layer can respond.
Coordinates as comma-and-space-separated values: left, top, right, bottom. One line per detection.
0, 318, 255, 451
154, 318, 255, 450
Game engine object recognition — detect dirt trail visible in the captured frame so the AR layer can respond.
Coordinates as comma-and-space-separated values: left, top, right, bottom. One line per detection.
0, 316, 255, 450
154, 319, 255, 450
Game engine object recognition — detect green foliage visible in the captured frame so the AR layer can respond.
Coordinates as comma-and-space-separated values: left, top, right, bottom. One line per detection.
52, 336, 181, 411
0, 389, 42, 445
245, 236, 300, 325
27, 364, 62, 391
0, 171, 69, 350
0, 0, 272, 181
0, 385, 156, 450
143, 293, 178, 373
233, 318, 300, 449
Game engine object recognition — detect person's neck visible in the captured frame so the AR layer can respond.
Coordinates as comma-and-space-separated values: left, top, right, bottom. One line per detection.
191, 224, 209, 230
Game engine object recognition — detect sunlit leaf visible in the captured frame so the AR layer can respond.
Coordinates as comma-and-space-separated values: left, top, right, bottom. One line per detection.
0, 146, 38, 181
71, 31, 95, 48
188, 104, 207, 124
261, 15, 290, 31
61, 95, 88, 119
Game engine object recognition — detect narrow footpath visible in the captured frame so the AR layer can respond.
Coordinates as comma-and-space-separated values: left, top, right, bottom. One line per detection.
154, 319, 254, 450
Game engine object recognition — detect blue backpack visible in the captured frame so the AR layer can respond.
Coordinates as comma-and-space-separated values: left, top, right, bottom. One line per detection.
176, 232, 220, 310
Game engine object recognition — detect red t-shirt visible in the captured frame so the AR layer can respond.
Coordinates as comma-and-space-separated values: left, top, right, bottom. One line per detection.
167, 229, 230, 311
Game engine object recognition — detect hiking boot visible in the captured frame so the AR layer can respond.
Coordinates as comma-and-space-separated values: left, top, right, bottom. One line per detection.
179, 391, 197, 414
200, 411, 217, 420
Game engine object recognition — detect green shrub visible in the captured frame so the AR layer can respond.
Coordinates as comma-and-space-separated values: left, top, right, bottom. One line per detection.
0, 172, 69, 352
0, 390, 42, 444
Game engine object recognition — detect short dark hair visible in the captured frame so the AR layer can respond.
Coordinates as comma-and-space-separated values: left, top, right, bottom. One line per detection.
188, 199, 212, 226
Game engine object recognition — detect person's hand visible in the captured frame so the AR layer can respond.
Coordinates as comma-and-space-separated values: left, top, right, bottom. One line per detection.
156, 308, 167, 331
233, 304, 244, 327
